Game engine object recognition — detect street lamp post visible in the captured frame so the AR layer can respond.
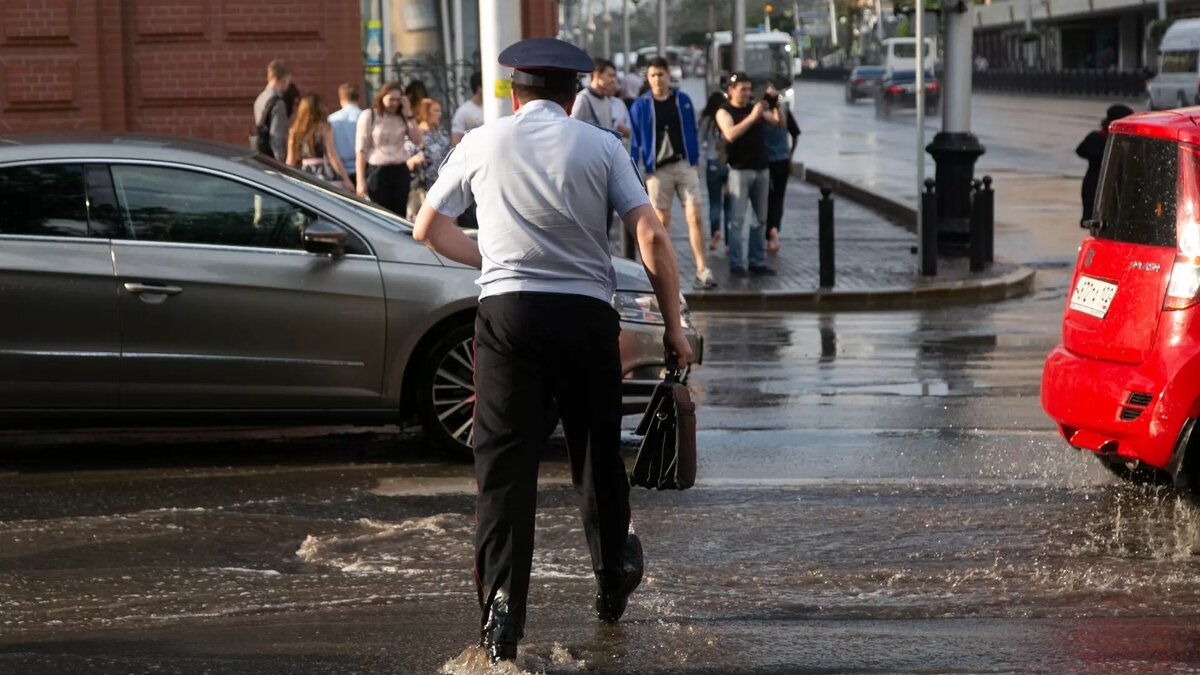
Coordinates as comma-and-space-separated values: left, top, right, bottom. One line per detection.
733, 0, 746, 71
926, 0, 986, 249
658, 0, 668, 56
623, 0, 632, 70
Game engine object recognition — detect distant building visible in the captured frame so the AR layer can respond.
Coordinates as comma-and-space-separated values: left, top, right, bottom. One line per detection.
973, 0, 1179, 71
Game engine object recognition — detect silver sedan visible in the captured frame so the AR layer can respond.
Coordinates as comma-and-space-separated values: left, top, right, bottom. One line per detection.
0, 135, 703, 459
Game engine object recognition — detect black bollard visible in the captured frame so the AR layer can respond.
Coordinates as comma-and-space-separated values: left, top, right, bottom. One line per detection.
969, 178, 985, 272
921, 178, 938, 276
981, 175, 995, 263
819, 185, 835, 289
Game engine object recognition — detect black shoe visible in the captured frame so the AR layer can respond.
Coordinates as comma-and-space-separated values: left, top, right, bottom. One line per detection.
595, 534, 644, 623
749, 266, 776, 276
480, 589, 523, 662
730, 267, 749, 277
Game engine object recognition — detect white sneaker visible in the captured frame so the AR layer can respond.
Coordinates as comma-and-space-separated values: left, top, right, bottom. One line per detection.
693, 268, 718, 289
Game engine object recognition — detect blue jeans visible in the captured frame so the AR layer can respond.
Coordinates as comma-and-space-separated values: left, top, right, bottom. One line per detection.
726, 168, 768, 271
705, 159, 733, 238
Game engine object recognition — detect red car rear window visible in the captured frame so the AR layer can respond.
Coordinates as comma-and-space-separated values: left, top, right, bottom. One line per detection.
1095, 135, 1178, 247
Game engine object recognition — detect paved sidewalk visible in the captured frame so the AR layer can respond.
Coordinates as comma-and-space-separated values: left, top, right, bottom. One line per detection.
641, 175, 1034, 311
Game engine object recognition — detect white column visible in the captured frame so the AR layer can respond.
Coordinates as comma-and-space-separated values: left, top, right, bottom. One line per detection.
480, 0, 522, 122
943, 3, 972, 133
828, 0, 838, 47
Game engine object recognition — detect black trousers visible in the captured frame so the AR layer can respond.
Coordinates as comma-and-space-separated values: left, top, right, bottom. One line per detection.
366, 162, 411, 216
472, 292, 630, 635
767, 159, 791, 233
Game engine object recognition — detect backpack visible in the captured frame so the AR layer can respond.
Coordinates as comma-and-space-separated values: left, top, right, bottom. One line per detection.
250, 94, 281, 157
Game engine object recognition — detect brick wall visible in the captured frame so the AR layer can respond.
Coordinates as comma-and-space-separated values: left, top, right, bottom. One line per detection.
0, 0, 364, 147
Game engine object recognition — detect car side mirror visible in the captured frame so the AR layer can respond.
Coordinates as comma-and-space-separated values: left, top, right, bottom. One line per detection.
303, 220, 347, 256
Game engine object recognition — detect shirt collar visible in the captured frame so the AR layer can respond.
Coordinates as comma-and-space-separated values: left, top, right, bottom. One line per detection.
517, 99, 568, 118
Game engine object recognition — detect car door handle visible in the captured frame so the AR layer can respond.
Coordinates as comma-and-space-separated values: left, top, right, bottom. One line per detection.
123, 282, 183, 296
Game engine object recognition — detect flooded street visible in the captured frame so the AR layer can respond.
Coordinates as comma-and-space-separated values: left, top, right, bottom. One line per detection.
7, 260, 1200, 673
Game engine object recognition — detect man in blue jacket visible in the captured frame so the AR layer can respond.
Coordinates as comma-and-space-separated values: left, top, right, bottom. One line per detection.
631, 57, 716, 289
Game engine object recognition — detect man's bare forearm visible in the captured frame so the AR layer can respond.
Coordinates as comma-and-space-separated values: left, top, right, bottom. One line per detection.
413, 205, 483, 269
624, 205, 682, 329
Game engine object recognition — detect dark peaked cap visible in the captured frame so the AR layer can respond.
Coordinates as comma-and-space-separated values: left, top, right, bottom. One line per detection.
499, 37, 593, 88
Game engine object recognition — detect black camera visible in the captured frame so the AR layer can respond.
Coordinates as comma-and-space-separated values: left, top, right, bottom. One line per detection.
764, 92, 779, 109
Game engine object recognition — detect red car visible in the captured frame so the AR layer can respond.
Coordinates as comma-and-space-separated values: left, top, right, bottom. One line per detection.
1043, 110, 1200, 484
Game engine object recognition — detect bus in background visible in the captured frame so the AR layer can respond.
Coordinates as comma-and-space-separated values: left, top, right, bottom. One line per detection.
707, 30, 796, 109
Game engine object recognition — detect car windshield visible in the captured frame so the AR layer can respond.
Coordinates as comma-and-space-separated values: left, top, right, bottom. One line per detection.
240, 154, 414, 234
889, 71, 934, 84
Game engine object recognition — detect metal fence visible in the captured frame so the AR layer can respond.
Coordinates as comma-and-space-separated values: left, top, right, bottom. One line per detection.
799, 66, 1149, 98
368, 52, 481, 116
799, 68, 852, 82
973, 69, 1149, 98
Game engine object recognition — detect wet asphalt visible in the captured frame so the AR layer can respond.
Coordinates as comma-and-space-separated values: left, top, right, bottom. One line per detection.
7, 90, 1200, 673
9, 258, 1200, 674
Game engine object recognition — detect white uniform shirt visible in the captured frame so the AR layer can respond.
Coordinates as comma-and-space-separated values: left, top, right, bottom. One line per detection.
425, 99, 650, 304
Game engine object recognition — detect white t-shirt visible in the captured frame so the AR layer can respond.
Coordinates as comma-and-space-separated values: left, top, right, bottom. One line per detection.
451, 99, 484, 137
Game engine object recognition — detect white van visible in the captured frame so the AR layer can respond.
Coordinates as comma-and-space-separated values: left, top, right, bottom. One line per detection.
881, 37, 937, 74
1148, 18, 1200, 110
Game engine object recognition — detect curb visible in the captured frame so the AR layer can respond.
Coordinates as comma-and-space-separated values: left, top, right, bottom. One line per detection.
683, 263, 1036, 312
798, 164, 918, 233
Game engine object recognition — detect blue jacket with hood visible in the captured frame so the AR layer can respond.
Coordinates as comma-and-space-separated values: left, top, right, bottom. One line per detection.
630, 88, 700, 175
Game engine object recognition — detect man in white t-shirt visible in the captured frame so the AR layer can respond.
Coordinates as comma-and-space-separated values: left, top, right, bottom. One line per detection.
451, 72, 485, 146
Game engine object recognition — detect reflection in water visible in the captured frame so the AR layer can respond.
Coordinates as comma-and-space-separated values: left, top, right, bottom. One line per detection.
819, 314, 837, 365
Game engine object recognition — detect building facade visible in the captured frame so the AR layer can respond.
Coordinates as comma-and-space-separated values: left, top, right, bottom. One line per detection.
1, 0, 559, 145
972, 0, 1200, 71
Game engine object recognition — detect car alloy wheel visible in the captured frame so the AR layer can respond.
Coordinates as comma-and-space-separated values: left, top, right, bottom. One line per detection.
432, 335, 476, 451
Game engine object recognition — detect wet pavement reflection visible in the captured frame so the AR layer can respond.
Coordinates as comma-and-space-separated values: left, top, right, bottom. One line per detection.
7, 265, 1200, 673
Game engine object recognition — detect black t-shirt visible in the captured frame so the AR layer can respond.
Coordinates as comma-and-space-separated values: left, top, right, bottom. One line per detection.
654, 93, 685, 167
721, 103, 768, 171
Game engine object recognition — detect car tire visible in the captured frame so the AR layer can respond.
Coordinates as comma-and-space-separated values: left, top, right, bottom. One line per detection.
1179, 93, 1189, 110
1095, 454, 1172, 486
414, 318, 560, 462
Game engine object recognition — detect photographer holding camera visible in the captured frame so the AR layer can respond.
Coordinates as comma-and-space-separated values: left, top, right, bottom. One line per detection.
715, 72, 784, 276
762, 84, 801, 253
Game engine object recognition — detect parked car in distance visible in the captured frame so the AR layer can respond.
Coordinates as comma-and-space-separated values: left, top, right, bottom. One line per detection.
0, 134, 704, 460
846, 65, 886, 103
1147, 17, 1200, 110
1042, 109, 1200, 486
875, 70, 939, 119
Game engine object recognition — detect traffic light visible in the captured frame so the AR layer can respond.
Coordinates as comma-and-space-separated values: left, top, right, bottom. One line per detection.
765, 3, 773, 12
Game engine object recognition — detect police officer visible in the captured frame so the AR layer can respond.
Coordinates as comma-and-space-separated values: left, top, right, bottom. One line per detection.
412, 37, 693, 662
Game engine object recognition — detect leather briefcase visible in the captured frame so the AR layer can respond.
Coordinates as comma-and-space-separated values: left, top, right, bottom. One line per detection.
630, 368, 696, 490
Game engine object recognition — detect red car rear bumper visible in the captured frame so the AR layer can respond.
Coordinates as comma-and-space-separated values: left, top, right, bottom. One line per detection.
1042, 345, 1196, 471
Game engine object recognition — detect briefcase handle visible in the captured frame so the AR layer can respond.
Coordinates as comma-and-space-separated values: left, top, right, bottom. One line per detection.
666, 353, 690, 385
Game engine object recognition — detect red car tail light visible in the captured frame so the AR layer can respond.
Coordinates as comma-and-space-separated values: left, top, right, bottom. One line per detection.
852, 78, 865, 85
887, 85, 903, 94
926, 83, 939, 91
1166, 143, 1200, 310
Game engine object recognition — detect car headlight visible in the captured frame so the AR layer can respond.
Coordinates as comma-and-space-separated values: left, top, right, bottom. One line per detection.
614, 291, 693, 328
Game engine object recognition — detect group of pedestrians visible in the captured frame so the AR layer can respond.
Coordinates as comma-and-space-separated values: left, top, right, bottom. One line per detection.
572, 56, 800, 288
251, 60, 485, 221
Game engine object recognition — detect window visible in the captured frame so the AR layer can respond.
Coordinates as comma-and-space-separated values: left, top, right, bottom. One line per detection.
0, 164, 89, 237
110, 165, 316, 250
1095, 135, 1178, 247
1162, 50, 1198, 74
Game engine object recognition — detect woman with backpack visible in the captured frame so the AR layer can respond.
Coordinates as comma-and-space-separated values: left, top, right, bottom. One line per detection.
286, 94, 353, 191
355, 82, 424, 216
700, 92, 733, 252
